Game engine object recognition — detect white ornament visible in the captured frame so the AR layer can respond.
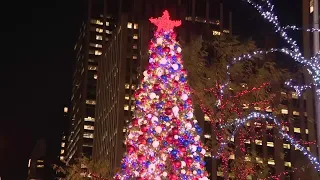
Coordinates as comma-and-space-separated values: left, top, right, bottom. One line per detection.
174, 135, 179, 139
155, 126, 162, 133
150, 92, 156, 99
201, 149, 206, 155
175, 76, 180, 81
191, 145, 197, 152
185, 123, 192, 130
181, 169, 186, 174
159, 58, 167, 64
172, 64, 179, 70
193, 170, 197, 175
177, 47, 182, 53
152, 140, 159, 148
151, 116, 158, 122
149, 58, 155, 63
181, 94, 188, 101
168, 148, 173, 152
147, 114, 152, 118
172, 106, 179, 113
143, 70, 148, 77
149, 164, 156, 172
194, 135, 200, 141
162, 172, 168, 177
138, 119, 143, 125
181, 161, 186, 167
157, 38, 163, 44
128, 133, 133, 139
187, 112, 193, 119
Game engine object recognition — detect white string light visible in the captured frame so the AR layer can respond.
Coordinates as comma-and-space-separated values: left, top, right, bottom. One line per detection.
209, 0, 320, 173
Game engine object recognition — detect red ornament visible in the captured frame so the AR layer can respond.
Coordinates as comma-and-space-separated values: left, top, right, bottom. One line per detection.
186, 157, 193, 164
169, 174, 178, 180
151, 53, 157, 58
166, 135, 173, 143
140, 124, 148, 132
172, 127, 179, 135
179, 146, 186, 152
166, 101, 172, 107
173, 81, 179, 87
171, 117, 177, 123
149, 10, 181, 32
165, 108, 172, 115
132, 118, 139, 126
174, 160, 181, 168
187, 99, 192, 105
163, 47, 170, 53
138, 154, 145, 161
127, 145, 135, 154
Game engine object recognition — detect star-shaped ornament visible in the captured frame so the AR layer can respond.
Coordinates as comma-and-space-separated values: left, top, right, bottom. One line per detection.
149, 10, 181, 32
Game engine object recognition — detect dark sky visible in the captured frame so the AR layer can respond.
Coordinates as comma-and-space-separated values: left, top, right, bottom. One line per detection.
0, 0, 301, 179
0, 0, 82, 178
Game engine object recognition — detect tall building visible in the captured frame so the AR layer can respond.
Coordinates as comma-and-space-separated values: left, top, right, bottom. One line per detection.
65, 0, 118, 164
92, 0, 231, 175
27, 139, 46, 180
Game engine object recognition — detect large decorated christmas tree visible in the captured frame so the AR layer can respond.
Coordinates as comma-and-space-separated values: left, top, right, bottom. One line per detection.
114, 10, 208, 180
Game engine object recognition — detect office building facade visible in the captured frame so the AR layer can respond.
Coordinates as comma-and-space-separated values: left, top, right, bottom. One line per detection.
65, 0, 118, 164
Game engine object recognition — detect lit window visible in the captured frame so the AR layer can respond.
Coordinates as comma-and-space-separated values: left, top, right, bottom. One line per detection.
281, 92, 287, 95
84, 125, 94, 130
133, 55, 138, 60
230, 137, 234, 142
131, 85, 136, 90
86, 100, 96, 105
294, 128, 301, 133
106, 22, 110, 26
283, 126, 289, 131
133, 44, 138, 49
94, 74, 98, 79
223, 29, 230, 33
229, 154, 235, 159
245, 156, 251, 161
205, 152, 211, 157
293, 111, 300, 116
268, 159, 275, 165
61, 142, 65, 147
95, 50, 102, 55
256, 157, 263, 163
310, 0, 314, 13
307, 147, 311, 151
123, 128, 126, 132
96, 35, 103, 40
133, 34, 138, 39
125, 84, 130, 89
285, 162, 292, 167
84, 117, 95, 122
267, 125, 273, 129
90, 19, 103, 25
37, 165, 44, 168
37, 159, 44, 163
204, 134, 211, 139
88, 65, 97, 70
133, 23, 138, 29
255, 139, 262, 145
267, 142, 274, 147
95, 28, 103, 33
83, 133, 94, 139
60, 156, 64, 160
90, 43, 102, 48
125, 94, 130, 100
106, 30, 112, 34
127, 22, 132, 28
204, 115, 210, 121
124, 105, 129, 110
212, 31, 221, 36
292, 92, 298, 99
60, 150, 65, 154
131, 106, 135, 111
306, 129, 309, 134
281, 109, 288, 114
283, 143, 290, 149
254, 107, 261, 110
64, 107, 68, 113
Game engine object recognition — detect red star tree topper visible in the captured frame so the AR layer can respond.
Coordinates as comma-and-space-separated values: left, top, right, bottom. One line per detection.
149, 10, 181, 32
114, 10, 208, 180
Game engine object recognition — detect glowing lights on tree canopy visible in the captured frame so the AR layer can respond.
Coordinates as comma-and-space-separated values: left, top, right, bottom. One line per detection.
114, 10, 208, 180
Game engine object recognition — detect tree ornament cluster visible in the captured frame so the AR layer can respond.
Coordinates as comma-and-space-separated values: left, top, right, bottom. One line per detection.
114, 10, 208, 180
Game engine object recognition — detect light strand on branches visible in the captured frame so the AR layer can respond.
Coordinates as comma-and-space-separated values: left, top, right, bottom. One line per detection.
219, 112, 320, 172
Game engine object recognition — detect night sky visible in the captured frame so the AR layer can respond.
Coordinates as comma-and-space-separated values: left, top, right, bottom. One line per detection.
0, 0, 301, 179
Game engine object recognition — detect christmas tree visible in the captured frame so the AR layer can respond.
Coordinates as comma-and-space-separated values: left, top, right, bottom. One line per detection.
114, 10, 208, 180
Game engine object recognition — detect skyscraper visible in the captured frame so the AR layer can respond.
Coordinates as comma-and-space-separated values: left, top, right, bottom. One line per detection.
92, 0, 230, 175
65, 0, 118, 164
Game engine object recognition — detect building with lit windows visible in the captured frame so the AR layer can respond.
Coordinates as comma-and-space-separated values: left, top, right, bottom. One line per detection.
92, 0, 232, 175
27, 139, 46, 180
65, 0, 118, 164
